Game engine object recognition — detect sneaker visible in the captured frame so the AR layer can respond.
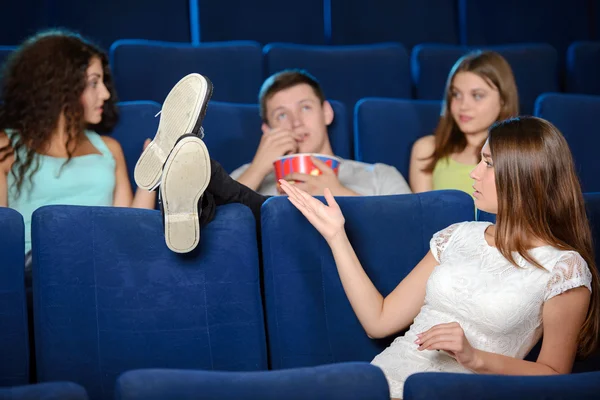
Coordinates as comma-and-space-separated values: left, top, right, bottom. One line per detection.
160, 134, 211, 253
134, 73, 213, 191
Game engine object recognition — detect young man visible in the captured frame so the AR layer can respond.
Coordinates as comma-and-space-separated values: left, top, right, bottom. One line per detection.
231, 70, 411, 196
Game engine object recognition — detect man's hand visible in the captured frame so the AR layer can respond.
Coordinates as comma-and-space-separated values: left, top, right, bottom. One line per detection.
250, 127, 300, 177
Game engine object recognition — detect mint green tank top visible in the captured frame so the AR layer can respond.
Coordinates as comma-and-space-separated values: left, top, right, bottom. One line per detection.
432, 156, 477, 197
7, 130, 116, 252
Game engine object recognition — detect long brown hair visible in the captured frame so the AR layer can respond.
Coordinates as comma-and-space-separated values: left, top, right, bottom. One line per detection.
423, 50, 519, 172
0, 29, 119, 198
490, 116, 599, 357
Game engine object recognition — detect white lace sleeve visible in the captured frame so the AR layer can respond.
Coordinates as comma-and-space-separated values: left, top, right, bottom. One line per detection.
544, 252, 593, 302
429, 223, 462, 263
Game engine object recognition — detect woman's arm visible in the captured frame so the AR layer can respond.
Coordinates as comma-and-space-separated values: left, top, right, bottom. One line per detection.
331, 231, 438, 338
280, 180, 437, 338
472, 286, 590, 375
103, 136, 156, 209
417, 286, 590, 375
103, 136, 134, 207
409, 135, 435, 193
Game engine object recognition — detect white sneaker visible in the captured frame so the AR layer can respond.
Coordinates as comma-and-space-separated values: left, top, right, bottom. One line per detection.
134, 73, 213, 191
160, 134, 211, 253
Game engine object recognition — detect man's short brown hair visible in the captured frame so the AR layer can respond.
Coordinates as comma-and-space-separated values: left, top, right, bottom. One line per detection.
259, 69, 326, 123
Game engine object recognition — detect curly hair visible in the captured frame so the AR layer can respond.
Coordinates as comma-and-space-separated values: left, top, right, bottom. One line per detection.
0, 29, 119, 198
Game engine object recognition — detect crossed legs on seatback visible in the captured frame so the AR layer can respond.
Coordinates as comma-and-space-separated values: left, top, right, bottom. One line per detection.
159, 137, 269, 253
134, 73, 269, 253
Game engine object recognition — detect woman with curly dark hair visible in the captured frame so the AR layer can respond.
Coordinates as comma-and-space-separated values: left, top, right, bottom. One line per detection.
0, 30, 155, 257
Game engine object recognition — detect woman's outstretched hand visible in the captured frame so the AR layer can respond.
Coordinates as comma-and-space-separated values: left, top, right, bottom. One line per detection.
279, 179, 345, 243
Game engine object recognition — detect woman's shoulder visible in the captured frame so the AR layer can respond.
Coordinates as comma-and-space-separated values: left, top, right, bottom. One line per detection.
411, 135, 435, 156
542, 249, 592, 302
439, 221, 490, 240
430, 221, 489, 261
92, 132, 122, 158
96, 132, 119, 148
540, 247, 588, 271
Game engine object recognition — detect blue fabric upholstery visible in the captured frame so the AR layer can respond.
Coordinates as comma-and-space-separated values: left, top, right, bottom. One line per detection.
411, 43, 558, 115
475, 209, 495, 224
115, 362, 390, 400
534, 93, 600, 193
195, 0, 325, 45
202, 101, 263, 173
330, 0, 458, 47
110, 40, 262, 103
458, 0, 591, 58
203, 100, 351, 173
577, 192, 600, 372
566, 42, 600, 95
596, 5, 600, 41
0, 46, 15, 68
0, 46, 15, 98
0, 1, 48, 46
261, 191, 475, 369
108, 101, 161, 191
48, 1, 191, 50
0, 382, 88, 400
354, 98, 441, 179
403, 371, 600, 400
264, 43, 411, 115
327, 100, 352, 160
0, 208, 28, 387
585, 193, 600, 266
31, 204, 267, 400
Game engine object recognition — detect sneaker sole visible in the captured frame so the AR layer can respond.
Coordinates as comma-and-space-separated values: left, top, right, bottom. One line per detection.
160, 136, 211, 253
134, 73, 213, 191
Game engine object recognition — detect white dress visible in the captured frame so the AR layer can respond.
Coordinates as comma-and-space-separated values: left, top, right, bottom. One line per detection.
371, 221, 593, 398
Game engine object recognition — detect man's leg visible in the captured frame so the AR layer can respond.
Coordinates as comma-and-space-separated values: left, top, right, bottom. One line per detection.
159, 135, 269, 253
207, 158, 270, 223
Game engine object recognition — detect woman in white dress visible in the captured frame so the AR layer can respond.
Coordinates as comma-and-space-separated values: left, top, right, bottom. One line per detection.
279, 116, 600, 399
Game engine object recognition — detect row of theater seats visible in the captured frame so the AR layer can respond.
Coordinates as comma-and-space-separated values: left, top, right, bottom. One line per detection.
2, 0, 598, 51
2, 41, 599, 113
2, 191, 600, 399
111, 93, 600, 195
0, 363, 392, 400
3, 367, 600, 400
88, 41, 600, 114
